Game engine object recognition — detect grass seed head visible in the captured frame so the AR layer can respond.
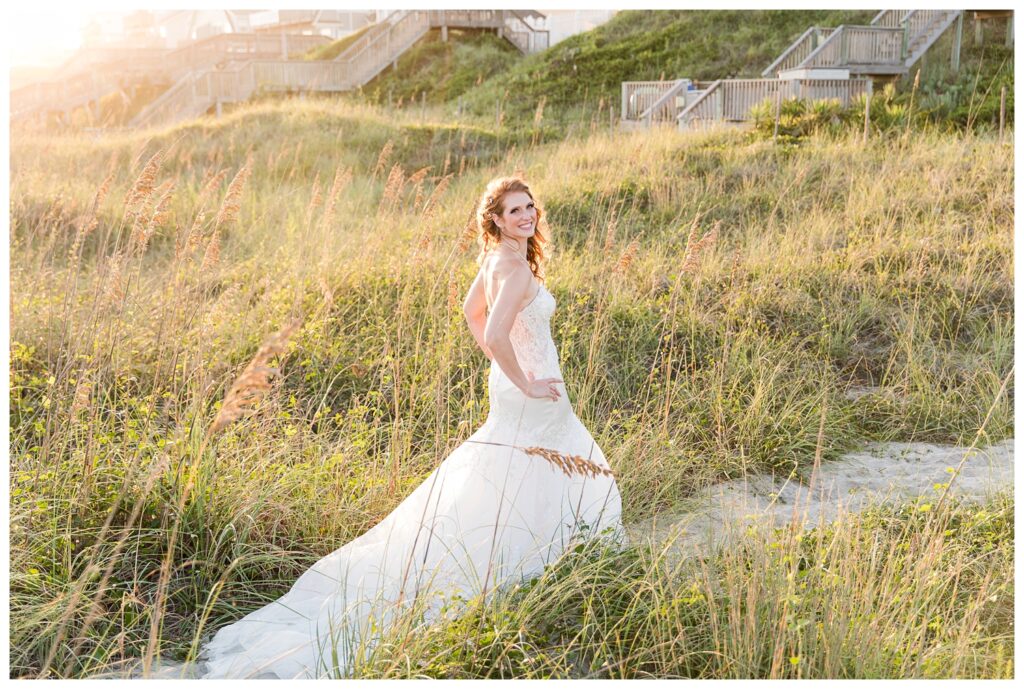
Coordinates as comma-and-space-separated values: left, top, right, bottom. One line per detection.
209, 319, 302, 435
521, 446, 615, 479
215, 159, 252, 229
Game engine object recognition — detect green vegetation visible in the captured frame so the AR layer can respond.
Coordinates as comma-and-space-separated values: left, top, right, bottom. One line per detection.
8, 9, 1014, 681
426, 10, 876, 135
360, 28, 520, 107
355, 490, 1013, 678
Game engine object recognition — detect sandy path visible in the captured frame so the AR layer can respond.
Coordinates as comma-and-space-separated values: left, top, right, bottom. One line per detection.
625, 438, 1014, 558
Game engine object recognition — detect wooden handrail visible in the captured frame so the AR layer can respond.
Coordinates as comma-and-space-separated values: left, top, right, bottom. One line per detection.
639, 79, 687, 124
762, 26, 818, 76
796, 24, 846, 69
677, 79, 722, 122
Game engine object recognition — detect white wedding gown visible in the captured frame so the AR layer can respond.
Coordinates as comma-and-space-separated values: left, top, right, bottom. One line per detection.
191, 282, 623, 678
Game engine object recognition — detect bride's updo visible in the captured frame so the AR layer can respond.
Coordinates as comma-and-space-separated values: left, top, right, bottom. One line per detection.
475, 176, 548, 279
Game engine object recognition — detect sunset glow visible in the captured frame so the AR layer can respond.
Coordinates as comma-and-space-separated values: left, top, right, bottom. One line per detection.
8, 9, 95, 68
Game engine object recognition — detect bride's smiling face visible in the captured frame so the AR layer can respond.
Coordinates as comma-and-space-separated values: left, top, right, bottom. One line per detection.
492, 191, 537, 240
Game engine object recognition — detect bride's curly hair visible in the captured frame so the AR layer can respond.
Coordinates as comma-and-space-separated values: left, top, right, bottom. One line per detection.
475, 176, 548, 279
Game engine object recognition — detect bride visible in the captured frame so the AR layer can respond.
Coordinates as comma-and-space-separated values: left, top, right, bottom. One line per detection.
190, 176, 623, 678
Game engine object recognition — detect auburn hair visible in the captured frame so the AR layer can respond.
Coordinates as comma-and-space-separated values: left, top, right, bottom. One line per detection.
475, 176, 548, 279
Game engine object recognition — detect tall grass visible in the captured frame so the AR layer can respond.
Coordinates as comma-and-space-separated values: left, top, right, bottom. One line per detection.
8, 96, 1013, 677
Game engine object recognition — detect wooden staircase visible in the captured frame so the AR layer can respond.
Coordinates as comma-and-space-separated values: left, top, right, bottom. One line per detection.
14, 10, 549, 130
762, 10, 964, 78
621, 9, 965, 131
12, 33, 331, 125
131, 9, 549, 129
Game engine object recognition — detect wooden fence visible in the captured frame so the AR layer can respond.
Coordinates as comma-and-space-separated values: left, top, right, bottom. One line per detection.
679, 77, 872, 127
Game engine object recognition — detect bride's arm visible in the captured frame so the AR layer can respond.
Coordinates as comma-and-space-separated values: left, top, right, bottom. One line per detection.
483, 265, 534, 393
462, 271, 493, 360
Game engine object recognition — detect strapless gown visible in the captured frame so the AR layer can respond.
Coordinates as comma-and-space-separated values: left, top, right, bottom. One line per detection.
192, 282, 623, 678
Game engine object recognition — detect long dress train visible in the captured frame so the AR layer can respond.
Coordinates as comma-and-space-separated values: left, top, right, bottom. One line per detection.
194, 282, 622, 678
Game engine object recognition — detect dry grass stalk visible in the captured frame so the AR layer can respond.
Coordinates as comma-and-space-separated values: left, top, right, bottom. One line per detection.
521, 446, 615, 479
208, 319, 302, 435
201, 229, 221, 270
184, 210, 207, 253
682, 215, 700, 257
133, 180, 175, 255
603, 215, 619, 259
304, 172, 323, 227
614, 239, 639, 274
422, 173, 453, 219
442, 151, 451, 177
373, 139, 395, 181
124, 150, 164, 217
458, 209, 478, 253
379, 163, 406, 213
682, 220, 720, 274
69, 216, 99, 262
407, 166, 431, 188
92, 170, 115, 214
458, 156, 466, 176
321, 166, 352, 232
102, 251, 126, 304
534, 95, 547, 125
408, 166, 432, 209
215, 159, 252, 228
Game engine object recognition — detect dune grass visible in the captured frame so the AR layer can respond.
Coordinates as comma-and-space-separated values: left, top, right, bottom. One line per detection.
7, 95, 1013, 677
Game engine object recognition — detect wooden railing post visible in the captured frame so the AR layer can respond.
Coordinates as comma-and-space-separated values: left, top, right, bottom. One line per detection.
951, 12, 963, 71
901, 17, 910, 60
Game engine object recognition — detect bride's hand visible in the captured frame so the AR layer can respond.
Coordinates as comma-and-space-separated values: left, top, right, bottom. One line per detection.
523, 371, 563, 401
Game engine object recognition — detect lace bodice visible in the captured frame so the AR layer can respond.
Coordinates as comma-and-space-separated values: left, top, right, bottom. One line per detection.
506, 282, 561, 380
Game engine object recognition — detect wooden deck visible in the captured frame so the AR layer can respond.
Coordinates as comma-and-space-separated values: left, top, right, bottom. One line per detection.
622, 8, 967, 130
15, 9, 548, 128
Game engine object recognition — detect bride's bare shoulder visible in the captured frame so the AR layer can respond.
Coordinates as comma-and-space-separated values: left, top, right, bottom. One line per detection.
482, 250, 531, 278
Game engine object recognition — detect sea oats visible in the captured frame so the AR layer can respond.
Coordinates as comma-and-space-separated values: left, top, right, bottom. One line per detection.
408, 166, 431, 210
208, 320, 302, 435
682, 215, 700, 256
102, 251, 126, 304
124, 150, 164, 218
305, 172, 323, 227
92, 170, 115, 214
201, 230, 221, 270
373, 139, 395, 181
379, 163, 406, 213
614, 239, 639, 274
521, 446, 615, 479
134, 180, 175, 255
215, 159, 252, 228
422, 173, 453, 219
458, 209, 477, 253
682, 221, 720, 274
321, 166, 352, 232
603, 216, 618, 259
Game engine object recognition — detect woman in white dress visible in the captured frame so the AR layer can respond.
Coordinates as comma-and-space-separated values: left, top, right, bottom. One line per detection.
192, 176, 623, 678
